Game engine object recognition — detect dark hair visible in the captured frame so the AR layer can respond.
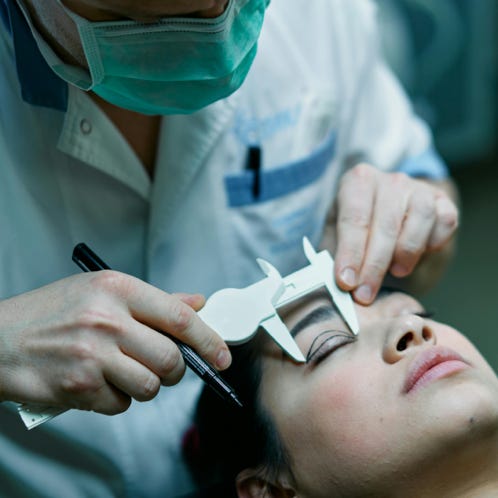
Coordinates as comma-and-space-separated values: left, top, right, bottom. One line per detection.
184, 330, 294, 494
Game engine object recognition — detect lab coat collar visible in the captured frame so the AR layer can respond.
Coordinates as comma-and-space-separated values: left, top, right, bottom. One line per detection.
3, 0, 68, 111
1, 0, 10, 32
149, 96, 239, 241
57, 86, 151, 200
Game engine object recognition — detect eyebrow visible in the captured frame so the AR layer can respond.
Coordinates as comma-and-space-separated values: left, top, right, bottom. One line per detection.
377, 286, 410, 299
287, 286, 412, 339
290, 286, 402, 337
288, 305, 339, 338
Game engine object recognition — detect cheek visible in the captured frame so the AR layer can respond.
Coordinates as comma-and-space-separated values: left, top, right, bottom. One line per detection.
273, 360, 402, 486
437, 325, 497, 375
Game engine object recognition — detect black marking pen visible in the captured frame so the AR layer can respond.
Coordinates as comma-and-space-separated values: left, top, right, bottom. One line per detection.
72, 243, 243, 409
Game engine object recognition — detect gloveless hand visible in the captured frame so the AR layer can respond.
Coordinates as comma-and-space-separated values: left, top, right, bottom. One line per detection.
333, 164, 459, 304
0, 271, 231, 414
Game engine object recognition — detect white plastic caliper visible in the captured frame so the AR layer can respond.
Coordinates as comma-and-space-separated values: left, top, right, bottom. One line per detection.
198, 237, 359, 361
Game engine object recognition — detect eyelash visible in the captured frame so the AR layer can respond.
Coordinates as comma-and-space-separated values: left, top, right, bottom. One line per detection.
306, 331, 357, 365
414, 311, 435, 319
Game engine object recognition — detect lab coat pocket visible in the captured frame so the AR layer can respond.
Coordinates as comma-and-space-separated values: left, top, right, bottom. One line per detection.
223, 131, 340, 277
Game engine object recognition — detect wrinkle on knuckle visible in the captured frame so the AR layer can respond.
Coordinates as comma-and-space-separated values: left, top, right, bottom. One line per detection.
75, 306, 114, 331
157, 346, 183, 380
67, 339, 98, 363
60, 368, 101, 396
168, 301, 195, 334
389, 172, 409, 187
90, 270, 135, 299
412, 197, 436, 221
138, 374, 160, 401
198, 331, 217, 356
396, 240, 423, 259
378, 216, 401, 239
365, 259, 389, 278
338, 208, 370, 229
90, 270, 122, 291
337, 245, 364, 266
74, 307, 124, 339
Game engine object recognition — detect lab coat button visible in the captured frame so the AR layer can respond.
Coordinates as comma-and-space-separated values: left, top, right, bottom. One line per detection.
80, 119, 92, 135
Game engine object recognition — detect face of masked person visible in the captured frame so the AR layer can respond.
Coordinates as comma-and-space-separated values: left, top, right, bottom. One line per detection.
19, 0, 270, 115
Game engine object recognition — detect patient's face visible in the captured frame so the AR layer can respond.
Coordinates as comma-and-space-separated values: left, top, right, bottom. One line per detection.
259, 291, 498, 497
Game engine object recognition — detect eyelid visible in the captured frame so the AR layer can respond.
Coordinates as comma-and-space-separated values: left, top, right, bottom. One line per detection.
306, 330, 356, 364
414, 310, 435, 319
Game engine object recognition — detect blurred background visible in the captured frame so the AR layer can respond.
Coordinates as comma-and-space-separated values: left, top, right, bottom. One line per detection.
375, 0, 498, 369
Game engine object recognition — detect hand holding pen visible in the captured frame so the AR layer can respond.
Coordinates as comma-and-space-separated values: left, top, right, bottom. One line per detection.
72, 243, 242, 408
8, 243, 237, 422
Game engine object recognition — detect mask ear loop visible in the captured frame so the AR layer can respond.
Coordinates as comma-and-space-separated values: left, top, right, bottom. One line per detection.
54, 0, 105, 86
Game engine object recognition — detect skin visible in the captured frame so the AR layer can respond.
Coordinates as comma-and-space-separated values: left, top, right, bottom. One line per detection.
237, 291, 498, 497
5, 1, 458, 415
323, 164, 459, 304
0, 271, 231, 413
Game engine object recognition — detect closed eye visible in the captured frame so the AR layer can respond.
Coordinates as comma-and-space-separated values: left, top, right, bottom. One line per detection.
414, 311, 435, 319
306, 330, 357, 365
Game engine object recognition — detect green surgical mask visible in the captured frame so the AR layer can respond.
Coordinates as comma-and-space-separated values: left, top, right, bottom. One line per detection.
48, 0, 269, 115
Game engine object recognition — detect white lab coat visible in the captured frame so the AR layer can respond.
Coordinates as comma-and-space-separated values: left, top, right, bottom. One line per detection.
0, 0, 446, 496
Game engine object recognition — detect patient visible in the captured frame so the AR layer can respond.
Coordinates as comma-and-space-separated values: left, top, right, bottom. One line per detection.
186, 289, 498, 497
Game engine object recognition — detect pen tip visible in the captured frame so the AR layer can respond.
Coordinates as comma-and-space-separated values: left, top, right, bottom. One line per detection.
232, 393, 243, 409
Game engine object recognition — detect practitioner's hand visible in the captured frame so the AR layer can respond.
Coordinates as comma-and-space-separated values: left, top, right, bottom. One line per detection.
0, 272, 231, 414
331, 164, 459, 304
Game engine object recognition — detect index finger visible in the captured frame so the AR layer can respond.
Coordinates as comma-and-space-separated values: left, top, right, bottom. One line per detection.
101, 272, 232, 371
334, 164, 376, 290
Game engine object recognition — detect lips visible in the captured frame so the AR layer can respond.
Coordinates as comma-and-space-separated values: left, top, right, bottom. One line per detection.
404, 346, 470, 394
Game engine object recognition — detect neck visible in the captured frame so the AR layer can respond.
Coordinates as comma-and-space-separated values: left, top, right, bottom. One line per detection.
22, 0, 161, 177
89, 93, 161, 179
401, 432, 498, 498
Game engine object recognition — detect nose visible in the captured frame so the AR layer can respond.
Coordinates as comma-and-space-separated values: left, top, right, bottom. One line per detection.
196, 1, 230, 18
383, 315, 436, 363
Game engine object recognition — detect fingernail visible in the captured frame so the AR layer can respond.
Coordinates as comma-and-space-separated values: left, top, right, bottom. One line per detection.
216, 349, 231, 370
355, 285, 372, 303
340, 267, 356, 287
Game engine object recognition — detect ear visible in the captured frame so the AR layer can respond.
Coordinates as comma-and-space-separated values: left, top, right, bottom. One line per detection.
236, 467, 296, 498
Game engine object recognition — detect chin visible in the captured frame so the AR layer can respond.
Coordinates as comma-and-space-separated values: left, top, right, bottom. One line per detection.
425, 375, 498, 444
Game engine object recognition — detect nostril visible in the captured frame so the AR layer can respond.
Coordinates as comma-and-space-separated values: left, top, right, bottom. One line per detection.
397, 332, 413, 351
422, 327, 432, 341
